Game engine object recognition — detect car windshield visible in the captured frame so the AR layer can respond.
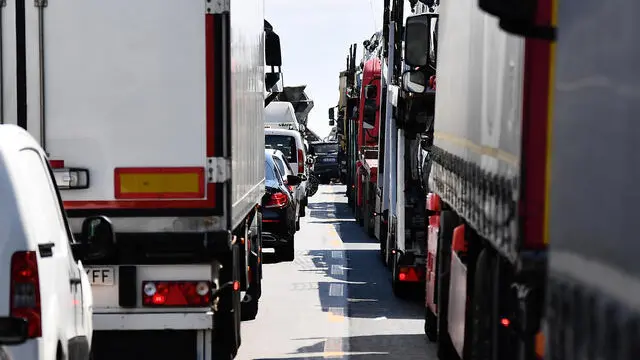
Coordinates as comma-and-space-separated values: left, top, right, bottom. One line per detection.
265, 135, 297, 163
312, 144, 338, 154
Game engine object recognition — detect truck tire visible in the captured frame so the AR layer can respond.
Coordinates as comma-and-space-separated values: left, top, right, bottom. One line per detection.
212, 250, 242, 359
299, 198, 306, 218
241, 252, 260, 321
424, 306, 437, 342
277, 235, 295, 262
469, 248, 495, 360
436, 210, 458, 360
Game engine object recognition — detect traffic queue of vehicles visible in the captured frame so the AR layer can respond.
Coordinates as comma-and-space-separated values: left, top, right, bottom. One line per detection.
0, 1, 288, 359
331, 0, 639, 359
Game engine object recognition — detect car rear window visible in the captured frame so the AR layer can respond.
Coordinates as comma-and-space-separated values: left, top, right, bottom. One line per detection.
265, 135, 297, 163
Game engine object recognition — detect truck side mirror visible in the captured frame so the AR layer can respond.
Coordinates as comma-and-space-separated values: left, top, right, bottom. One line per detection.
265, 29, 282, 67
328, 107, 335, 120
0, 317, 28, 345
402, 70, 427, 93
404, 14, 435, 67
329, 119, 335, 126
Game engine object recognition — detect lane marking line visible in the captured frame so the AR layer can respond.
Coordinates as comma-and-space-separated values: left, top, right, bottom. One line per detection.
331, 264, 344, 276
329, 283, 344, 297
322, 337, 344, 357
327, 307, 345, 322
331, 250, 343, 259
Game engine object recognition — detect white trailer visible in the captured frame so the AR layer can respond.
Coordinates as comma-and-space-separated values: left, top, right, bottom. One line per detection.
0, 0, 281, 358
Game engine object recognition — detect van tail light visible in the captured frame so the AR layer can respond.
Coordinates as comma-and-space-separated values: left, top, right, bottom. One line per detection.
10, 251, 42, 338
49, 159, 90, 190
142, 281, 211, 307
265, 192, 289, 209
297, 149, 304, 174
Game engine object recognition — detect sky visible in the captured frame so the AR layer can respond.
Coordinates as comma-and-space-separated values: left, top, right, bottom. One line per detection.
266, 0, 384, 139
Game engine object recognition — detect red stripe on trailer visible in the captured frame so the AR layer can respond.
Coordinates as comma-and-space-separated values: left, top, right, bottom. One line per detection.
519, 0, 553, 250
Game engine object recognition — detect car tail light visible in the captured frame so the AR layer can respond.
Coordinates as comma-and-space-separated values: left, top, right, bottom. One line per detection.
265, 192, 288, 208
10, 251, 42, 338
142, 281, 211, 307
297, 149, 304, 174
287, 185, 294, 192
49, 159, 90, 190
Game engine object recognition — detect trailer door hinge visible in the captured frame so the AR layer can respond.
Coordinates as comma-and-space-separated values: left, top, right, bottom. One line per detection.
207, 157, 230, 183
34, 0, 47, 7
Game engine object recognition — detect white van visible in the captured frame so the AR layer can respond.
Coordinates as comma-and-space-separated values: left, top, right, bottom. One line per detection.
0, 125, 106, 360
264, 101, 300, 131
264, 128, 310, 215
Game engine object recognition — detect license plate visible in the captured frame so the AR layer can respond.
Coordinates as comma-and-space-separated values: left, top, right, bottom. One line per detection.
322, 157, 337, 163
86, 267, 115, 286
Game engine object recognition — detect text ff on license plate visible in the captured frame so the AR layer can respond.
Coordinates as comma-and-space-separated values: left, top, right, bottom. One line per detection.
86, 267, 115, 286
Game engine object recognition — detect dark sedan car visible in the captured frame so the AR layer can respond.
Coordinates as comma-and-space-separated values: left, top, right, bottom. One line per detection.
262, 152, 301, 261
309, 141, 339, 184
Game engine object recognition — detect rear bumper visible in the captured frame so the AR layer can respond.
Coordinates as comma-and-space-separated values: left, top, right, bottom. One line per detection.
314, 164, 339, 177
93, 312, 212, 331
261, 232, 292, 248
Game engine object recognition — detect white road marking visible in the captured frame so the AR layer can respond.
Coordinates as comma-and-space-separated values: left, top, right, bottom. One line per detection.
331, 250, 343, 259
329, 283, 344, 297
331, 264, 344, 276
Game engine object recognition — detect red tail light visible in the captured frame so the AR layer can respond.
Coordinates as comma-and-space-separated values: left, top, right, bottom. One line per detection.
287, 185, 294, 192
10, 251, 42, 338
265, 192, 289, 208
142, 281, 211, 307
297, 149, 304, 174
398, 267, 422, 282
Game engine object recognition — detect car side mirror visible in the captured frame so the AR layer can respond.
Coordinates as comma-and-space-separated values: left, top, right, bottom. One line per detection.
0, 317, 29, 345
402, 70, 427, 93
286, 175, 302, 186
80, 216, 116, 260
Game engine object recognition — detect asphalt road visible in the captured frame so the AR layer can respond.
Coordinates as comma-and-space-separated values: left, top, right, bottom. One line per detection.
236, 185, 438, 360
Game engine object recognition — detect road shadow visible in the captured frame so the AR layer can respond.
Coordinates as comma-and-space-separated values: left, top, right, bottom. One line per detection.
252, 333, 435, 360
301, 249, 424, 320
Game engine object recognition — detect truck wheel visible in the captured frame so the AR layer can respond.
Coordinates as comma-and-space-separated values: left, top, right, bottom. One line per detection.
212, 254, 241, 358
241, 253, 260, 321
277, 235, 295, 262
299, 200, 306, 217
424, 307, 437, 342
436, 210, 459, 360
469, 248, 495, 360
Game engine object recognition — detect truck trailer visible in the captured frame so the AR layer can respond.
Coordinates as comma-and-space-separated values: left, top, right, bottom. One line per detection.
372, 0, 437, 298
402, 0, 550, 358
0, 0, 282, 359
